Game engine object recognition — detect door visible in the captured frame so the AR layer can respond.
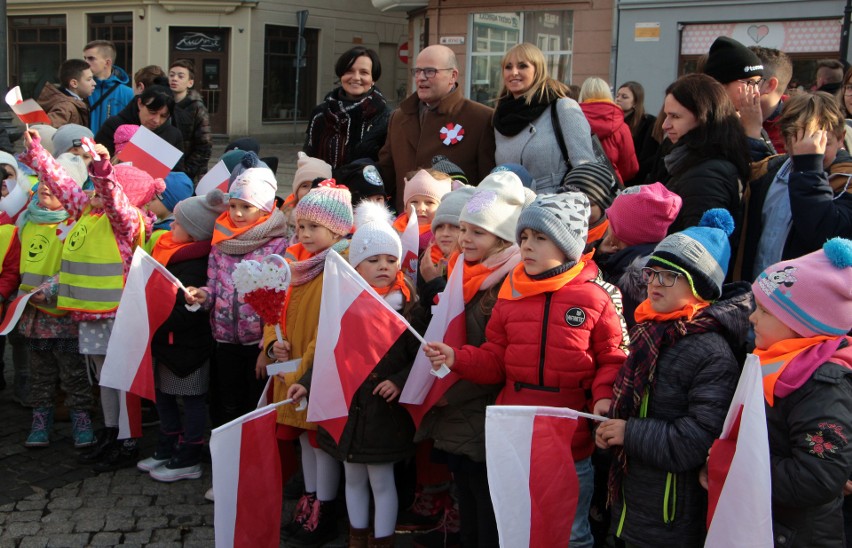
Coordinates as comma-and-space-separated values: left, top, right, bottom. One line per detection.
170, 28, 230, 134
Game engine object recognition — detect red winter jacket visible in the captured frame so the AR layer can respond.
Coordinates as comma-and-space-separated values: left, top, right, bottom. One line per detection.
580, 100, 639, 184
452, 262, 629, 461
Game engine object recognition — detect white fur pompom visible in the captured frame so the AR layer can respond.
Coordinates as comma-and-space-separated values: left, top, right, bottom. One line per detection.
353, 200, 395, 230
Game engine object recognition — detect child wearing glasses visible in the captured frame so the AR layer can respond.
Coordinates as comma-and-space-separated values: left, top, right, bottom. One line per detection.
595, 209, 753, 547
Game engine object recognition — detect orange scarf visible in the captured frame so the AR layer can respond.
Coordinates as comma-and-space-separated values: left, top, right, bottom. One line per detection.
447, 249, 520, 304
587, 218, 609, 244
393, 211, 432, 235
151, 231, 193, 266
754, 335, 841, 406
633, 298, 709, 324
280, 193, 296, 210
284, 242, 315, 263
371, 270, 412, 301
498, 252, 592, 300
211, 211, 272, 245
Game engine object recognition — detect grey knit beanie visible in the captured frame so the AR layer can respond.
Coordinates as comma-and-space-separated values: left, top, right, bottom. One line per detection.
52, 124, 93, 156
174, 189, 228, 241
432, 185, 475, 228
516, 192, 590, 264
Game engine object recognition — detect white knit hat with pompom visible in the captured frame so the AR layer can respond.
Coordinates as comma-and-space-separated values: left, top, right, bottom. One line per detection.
348, 201, 402, 268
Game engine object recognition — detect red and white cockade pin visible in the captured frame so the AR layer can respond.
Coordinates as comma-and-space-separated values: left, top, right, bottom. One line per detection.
440, 123, 464, 146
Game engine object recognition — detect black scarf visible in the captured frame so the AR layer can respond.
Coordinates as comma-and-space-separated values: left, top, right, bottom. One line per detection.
306, 86, 386, 169
493, 89, 560, 137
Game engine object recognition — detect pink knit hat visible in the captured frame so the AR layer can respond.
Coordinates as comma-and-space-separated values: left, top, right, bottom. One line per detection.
403, 170, 452, 207
113, 164, 166, 208
293, 152, 332, 195
752, 238, 852, 337
294, 180, 353, 236
229, 166, 278, 213
606, 182, 682, 246
114, 124, 140, 155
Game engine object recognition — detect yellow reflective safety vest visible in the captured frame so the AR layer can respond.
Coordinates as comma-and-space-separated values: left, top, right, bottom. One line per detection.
0, 224, 17, 277
19, 219, 74, 316
58, 210, 125, 313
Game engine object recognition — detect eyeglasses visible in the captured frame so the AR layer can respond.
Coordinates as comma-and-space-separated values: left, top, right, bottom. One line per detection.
640, 267, 683, 287
410, 67, 454, 79
737, 78, 766, 89
844, 85, 852, 95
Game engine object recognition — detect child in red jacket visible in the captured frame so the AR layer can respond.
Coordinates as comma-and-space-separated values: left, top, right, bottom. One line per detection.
426, 191, 629, 547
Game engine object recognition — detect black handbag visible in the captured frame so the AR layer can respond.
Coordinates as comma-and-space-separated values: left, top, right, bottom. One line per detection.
550, 100, 620, 186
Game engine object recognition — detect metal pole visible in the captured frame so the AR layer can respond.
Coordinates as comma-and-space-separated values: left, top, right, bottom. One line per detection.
842, 0, 852, 67
293, 10, 308, 145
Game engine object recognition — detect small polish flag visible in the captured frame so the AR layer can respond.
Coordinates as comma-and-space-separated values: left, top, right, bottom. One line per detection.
400, 253, 466, 427
4, 86, 51, 125
307, 250, 414, 442
117, 391, 142, 440
117, 126, 182, 179
100, 247, 183, 402
256, 376, 275, 409
705, 354, 773, 546
0, 292, 36, 335
196, 160, 231, 196
211, 403, 282, 548
400, 205, 419, 280
486, 405, 580, 547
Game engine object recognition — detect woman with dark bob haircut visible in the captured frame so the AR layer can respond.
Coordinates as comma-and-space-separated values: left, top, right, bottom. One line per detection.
646, 73, 749, 237
95, 77, 185, 165
615, 81, 659, 186
303, 46, 390, 169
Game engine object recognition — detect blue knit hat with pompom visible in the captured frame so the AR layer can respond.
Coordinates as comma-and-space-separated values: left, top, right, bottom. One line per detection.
647, 208, 734, 301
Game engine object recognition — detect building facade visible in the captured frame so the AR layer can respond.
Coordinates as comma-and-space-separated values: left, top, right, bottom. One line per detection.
6, 0, 409, 137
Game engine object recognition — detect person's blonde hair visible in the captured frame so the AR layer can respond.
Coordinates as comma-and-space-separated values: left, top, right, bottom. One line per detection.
579, 77, 613, 103
779, 91, 845, 143
496, 43, 568, 106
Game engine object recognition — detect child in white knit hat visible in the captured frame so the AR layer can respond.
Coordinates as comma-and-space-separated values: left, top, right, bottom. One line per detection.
290, 201, 422, 546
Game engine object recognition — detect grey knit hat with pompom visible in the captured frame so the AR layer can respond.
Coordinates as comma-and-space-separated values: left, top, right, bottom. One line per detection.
173, 189, 228, 241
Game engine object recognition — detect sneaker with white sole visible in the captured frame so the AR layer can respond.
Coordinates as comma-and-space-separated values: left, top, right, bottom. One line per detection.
149, 441, 203, 482
137, 454, 171, 472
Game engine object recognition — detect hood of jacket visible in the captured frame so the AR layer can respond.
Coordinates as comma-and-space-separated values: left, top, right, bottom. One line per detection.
580, 100, 627, 140
98, 65, 130, 86
701, 281, 754, 348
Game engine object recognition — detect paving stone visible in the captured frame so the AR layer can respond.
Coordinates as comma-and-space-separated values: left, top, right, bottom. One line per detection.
169, 513, 204, 527
89, 532, 121, 546
40, 519, 75, 535
150, 528, 182, 542
109, 482, 142, 495
15, 499, 47, 511
18, 537, 48, 548
6, 510, 43, 523
146, 543, 183, 548
135, 516, 169, 530
121, 530, 152, 544
46, 533, 90, 547
5, 521, 42, 537
79, 496, 114, 508
0, 503, 13, 512
46, 496, 83, 511
182, 526, 214, 541
132, 506, 164, 518
76, 515, 111, 533
49, 483, 81, 498
114, 495, 152, 508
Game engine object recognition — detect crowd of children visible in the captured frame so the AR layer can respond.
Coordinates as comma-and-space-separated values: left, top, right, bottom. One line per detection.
1, 87, 851, 548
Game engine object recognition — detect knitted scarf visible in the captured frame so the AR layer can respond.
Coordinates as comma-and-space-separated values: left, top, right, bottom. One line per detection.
213, 209, 288, 255
607, 300, 722, 505
307, 87, 387, 168
16, 194, 69, 227
290, 239, 350, 287
447, 245, 521, 303
493, 88, 560, 137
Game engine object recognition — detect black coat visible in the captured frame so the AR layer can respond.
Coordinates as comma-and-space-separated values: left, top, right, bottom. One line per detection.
95, 97, 186, 172
151, 240, 214, 377
624, 112, 658, 187
738, 151, 852, 283
767, 352, 852, 548
596, 242, 656, 329
611, 283, 753, 547
306, 292, 425, 463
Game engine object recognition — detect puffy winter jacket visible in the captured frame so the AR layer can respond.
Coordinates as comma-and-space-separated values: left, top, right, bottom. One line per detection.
580, 100, 639, 184
452, 262, 629, 461
766, 341, 852, 548
201, 237, 288, 345
175, 90, 212, 182
611, 283, 753, 548
37, 82, 89, 128
88, 66, 134, 135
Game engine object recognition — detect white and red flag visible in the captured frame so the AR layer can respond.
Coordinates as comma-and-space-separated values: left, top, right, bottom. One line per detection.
210, 403, 282, 548
117, 392, 142, 440
400, 254, 466, 427
5, 86, 51, 125
196, 159, 231, 196
0, 293, 36, 335
705, 354, 773, 547
486, 405, 580, 547
100, 247, 183, 402
117, 126, 182, 179
400, 204, 419, 279
306, 250, 413, 442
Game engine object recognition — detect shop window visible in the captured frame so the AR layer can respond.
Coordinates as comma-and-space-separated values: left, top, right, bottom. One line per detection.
262, 25, 319, 121
469, 11, 573, 105
8, 15, 67, 99
88, 13, 134, 74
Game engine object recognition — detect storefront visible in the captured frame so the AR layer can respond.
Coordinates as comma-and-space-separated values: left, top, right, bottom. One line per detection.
6, 0, 409, 138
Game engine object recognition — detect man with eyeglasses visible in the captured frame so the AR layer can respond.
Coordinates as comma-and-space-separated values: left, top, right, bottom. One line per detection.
377, 45, 495, 211
703, 36, 776, 161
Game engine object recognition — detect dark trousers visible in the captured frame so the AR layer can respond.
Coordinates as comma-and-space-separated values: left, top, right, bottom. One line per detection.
156, 388, 207, 444
449, 454, 499, 548
209, 342, 265, 427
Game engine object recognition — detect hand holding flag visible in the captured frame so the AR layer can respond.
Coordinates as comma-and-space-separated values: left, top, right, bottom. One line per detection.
4, 86, 51, 126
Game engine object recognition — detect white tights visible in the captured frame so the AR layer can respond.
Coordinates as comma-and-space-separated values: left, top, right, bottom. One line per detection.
343, 461, 398, 538
299, 432, 340, 501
